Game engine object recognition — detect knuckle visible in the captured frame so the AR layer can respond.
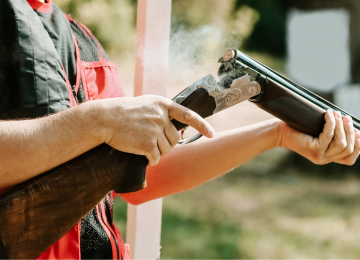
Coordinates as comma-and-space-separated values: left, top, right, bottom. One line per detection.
145, 139, 157, 153
312, 159, 321, 165
346, 146, 354, 155
317, 159, 327, 165
335, 139, 347, 150
154, 114, 165, 125
153, 95, 163, 103
310, 154, 320, 164
200, 121, 206, 129
152, 153, 161, 165
325, 131, 334, 140
344, 158, 355, 166
151, 111, 167, 126
312, 158, 322, 165
311, 153, 325, 165
183, 110, 194, 121
339, 141, 347, 150
147, 127, 158, 137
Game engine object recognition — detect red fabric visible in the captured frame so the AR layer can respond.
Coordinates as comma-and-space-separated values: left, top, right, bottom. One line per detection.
80, 61, 125, 100
96, 202, 119, 259
37, 225, 80, 259
26, 0, 52, 13
113, 224, 130, 260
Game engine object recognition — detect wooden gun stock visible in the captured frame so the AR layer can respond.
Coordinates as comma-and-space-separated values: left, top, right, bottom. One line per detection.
0, 145, 148, 258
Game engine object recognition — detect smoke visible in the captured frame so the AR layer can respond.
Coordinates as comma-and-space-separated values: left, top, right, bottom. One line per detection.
168, 20, 242, 85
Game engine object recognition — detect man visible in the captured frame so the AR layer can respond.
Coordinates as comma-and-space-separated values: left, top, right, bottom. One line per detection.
1, 0, 359, 258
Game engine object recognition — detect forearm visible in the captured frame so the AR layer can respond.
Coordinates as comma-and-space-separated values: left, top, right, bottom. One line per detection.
121, 119, 280, 205
0, 101, 104, 191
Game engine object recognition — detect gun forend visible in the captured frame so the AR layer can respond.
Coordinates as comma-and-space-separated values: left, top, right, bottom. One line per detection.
255, 77, 325, 136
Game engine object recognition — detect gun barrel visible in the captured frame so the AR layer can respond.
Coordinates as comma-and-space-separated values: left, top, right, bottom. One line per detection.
234, 50, 360, 134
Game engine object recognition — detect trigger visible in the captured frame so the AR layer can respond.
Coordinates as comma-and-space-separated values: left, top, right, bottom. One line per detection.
178, 132, 203, 145
181, 129, 185, 140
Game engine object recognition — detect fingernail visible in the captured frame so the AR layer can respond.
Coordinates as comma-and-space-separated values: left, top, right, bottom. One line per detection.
335, 112, 341, 119
208, 128, 215, 138
328, 109, 333, 114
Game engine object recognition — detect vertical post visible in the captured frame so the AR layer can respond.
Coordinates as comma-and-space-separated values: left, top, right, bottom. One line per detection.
126, 0, 172, 259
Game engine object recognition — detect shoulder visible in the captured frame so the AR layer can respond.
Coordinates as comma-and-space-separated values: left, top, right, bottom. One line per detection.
63, 14, 110, 62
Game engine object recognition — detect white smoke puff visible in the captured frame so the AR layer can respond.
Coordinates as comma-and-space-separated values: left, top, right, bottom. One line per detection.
168, 20, 242, 85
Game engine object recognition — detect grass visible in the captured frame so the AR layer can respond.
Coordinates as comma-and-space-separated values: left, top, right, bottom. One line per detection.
113, 148, 360, 259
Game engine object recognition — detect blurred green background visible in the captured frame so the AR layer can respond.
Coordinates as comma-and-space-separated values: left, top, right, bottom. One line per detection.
54, 0, 360, 258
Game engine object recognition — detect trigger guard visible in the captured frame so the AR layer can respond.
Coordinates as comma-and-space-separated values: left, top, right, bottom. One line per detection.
178, 132, 203, 145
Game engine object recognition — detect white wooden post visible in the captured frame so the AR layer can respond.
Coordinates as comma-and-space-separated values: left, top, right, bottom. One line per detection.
126, 0, 172, 259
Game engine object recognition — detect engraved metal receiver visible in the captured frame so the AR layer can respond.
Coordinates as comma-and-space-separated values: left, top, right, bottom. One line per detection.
172, 49, 263, 144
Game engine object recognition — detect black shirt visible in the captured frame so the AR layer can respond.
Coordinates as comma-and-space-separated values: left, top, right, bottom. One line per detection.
34, 3, 77, 86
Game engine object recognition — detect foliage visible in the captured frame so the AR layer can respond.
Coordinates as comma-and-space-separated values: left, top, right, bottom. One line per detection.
54, 0, 261, 56
54, 0, 137, 55
233, 0, 289, 57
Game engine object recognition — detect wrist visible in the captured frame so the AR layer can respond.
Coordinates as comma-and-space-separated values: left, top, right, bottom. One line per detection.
79, 100, 110, 145
265, 118, 283, 149
274, 119, 288, 148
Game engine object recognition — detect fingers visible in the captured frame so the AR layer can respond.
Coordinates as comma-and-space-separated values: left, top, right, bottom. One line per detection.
307, 110, 357, 165
146, 145, 161, 166
326, 111, 349, 157
164, 121, 181, 147
322, 110, 357, 165
335, 131, 360, 165
318, 110, 336, 149
332, 116, 355, 160
146, 127, 179, 166
167, 101, 215, 138
157, 134, 172, 155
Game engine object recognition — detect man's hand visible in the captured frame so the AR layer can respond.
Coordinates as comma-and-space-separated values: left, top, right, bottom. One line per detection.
96, 95, 215, 166
279, 110, 360, 165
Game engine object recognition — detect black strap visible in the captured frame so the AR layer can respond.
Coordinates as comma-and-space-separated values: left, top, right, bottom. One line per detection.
0, 236, 9, 259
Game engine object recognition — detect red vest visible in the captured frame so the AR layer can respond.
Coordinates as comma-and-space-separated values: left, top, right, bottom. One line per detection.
38, 8, 130, 260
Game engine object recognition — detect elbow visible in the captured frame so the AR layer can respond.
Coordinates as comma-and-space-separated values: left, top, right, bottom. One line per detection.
120, 194, 149, 206
126, 200, 143, 206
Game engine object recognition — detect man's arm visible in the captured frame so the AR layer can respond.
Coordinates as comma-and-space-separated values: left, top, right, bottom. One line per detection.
122, 111, 360, 205
0, 95, 214, 191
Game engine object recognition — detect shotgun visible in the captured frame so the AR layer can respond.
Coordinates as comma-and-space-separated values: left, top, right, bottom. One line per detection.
172, 49, 360, 141
1, 49, 359, 258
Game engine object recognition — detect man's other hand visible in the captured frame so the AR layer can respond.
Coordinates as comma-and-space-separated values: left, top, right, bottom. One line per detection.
279, 110, 360, 166
96, 95, 215, 166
